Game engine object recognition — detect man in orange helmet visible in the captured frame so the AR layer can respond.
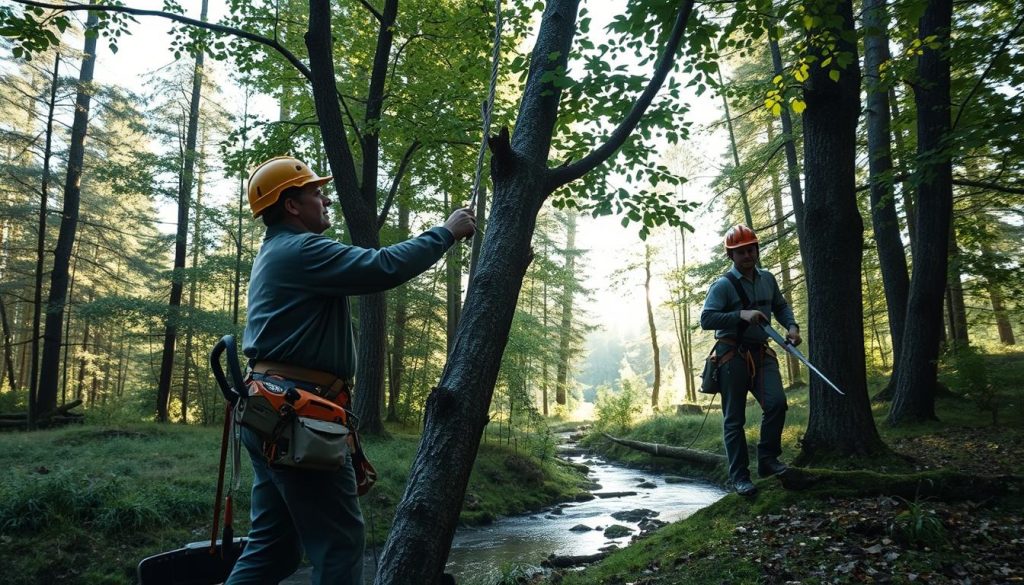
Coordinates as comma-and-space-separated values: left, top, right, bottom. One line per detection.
226, 156, 475, 584
700, 224, 800, 497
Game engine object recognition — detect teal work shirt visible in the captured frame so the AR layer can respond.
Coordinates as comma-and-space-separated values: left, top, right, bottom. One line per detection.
243, 224, 455, 378
699, 266, 798, 344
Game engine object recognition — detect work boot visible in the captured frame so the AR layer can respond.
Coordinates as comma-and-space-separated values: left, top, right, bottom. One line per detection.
758, 459, 788, 478
734, 478, 757, 497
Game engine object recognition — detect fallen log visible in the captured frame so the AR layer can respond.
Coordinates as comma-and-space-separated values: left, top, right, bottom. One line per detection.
602, 433, 727, 467
542, 551, 610, 568
40, 399, 84, 419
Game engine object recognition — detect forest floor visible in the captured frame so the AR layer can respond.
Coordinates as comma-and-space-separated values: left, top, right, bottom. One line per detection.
0, 421, 588, 585
549, 349, 1024, 585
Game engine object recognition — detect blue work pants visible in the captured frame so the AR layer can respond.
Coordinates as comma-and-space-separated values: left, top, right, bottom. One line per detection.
716, 342, 787, 484
225, 427, 365, 585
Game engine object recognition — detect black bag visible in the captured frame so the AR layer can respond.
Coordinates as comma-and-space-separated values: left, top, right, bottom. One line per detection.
699, 346, 720, 394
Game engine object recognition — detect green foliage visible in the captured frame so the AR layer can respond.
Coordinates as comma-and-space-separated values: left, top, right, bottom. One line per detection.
888, 496, 947, 548
593, 381, 645, 434
947, 346, 999, 424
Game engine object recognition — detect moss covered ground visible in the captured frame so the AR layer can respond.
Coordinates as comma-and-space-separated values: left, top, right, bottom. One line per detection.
547, 349, 1024, 585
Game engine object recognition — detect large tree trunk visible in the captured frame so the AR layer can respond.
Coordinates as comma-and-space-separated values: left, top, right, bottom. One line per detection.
864, 0, 909, 373
554, 212, 577, 405
796, 0, 886, 461
376, 1, 696, 581
156, 0, 207, 422
29, 53, 60, 428
37, 12, 98, 418
889, 0, 954, 425
644, 245, 661, 408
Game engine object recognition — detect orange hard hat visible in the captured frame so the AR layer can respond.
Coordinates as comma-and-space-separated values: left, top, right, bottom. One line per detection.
724, 224, 759, 250
247, 156, 333, 217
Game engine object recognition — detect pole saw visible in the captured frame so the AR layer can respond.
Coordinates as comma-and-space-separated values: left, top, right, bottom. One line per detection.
760, 323, 846, 396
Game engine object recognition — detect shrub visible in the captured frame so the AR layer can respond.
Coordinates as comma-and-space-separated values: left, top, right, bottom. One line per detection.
594, 381, 644, 434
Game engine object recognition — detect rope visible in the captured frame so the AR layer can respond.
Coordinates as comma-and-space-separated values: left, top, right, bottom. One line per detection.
684, 395, 716, 450
469, 0, 502, 211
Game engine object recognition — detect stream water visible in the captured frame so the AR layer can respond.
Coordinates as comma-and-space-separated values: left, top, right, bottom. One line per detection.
442, 434, 728, 583
287, 433, 727, 584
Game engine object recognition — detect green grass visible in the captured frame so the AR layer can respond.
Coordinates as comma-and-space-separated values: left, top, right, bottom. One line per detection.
0, 422, 587, 585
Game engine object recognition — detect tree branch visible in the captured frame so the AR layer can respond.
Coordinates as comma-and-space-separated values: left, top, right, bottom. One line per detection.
547, 0, 697, 189
358, 0, 384, 23
377, 140, 421, 229
10, 0, 314, 83
951, 14, 1024, 132
953, 178, 1024, 195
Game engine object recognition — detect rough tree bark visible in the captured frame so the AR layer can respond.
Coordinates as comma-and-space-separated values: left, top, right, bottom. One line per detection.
889, 0, 954, 425
36, 11, 98, 418
864, 0, 910, 401
796, 0, 886, 461
375, 2, 697, 581
29, 53, 60, 428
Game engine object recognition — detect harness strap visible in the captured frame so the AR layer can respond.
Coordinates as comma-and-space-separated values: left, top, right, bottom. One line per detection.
251, 360, 352, 402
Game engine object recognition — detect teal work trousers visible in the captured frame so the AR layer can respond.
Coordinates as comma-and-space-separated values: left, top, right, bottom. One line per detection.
225, 427, 365, 585
716, 342, 787, 484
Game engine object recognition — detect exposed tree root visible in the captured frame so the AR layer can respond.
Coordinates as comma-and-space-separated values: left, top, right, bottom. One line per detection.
775, 467, 1023, 501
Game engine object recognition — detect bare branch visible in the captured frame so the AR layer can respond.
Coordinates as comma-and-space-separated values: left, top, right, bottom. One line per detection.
377, 141, 422, 229
358, 0, 384, 23
10, 0, 314, 83
548, 0, 698, 189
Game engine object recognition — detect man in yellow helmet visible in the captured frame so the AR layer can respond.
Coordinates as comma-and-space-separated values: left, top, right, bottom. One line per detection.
226, 156, 475, 584
700, 225, 800, 497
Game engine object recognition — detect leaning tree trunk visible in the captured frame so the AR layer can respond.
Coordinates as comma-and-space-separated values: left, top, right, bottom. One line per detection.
37, 11, 98, 419
988, 280, 1015, 345
889, 0, 954, 425
864, 0, 909, 401
375, 1, 696, 582
29, 53, 60, 428
156, 0, 207, 422
719, 69, 754, 228
796, 0, 886, 462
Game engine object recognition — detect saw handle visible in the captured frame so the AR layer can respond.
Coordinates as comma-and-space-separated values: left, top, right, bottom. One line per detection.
211, 335, 247, 404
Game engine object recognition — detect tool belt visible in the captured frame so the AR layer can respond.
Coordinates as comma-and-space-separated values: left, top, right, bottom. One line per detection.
700, 338, 777, 394
234, 362, 376, 495
250, 361, 352, 404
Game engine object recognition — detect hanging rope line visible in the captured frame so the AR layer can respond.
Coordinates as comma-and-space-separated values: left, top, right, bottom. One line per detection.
469, 0, 503, 212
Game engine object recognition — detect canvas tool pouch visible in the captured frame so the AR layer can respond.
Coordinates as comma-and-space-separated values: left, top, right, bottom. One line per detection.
699, 339, 739, 394
271, 416, 350, 471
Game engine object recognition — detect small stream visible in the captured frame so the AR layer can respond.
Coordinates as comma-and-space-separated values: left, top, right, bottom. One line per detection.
288, 432, 727, 584
443, 433, 727, 583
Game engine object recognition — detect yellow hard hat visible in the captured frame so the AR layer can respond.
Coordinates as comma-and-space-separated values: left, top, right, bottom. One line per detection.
247, 156, 333, 217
